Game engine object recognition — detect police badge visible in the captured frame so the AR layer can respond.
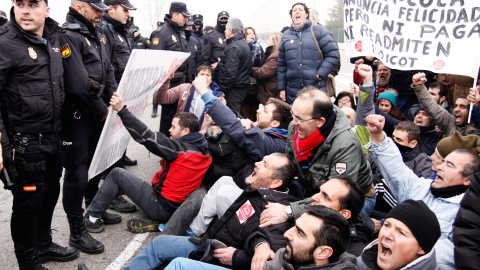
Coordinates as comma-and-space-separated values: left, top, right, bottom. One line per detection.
101, 35, 106, 44
85, 37, 91, 47
27, 47, 37, 60
219, 38, 223, 44
172, 35, 177, 42
60, 44, 71, 58
152, 38, 159, 46
118, 34, 124, 43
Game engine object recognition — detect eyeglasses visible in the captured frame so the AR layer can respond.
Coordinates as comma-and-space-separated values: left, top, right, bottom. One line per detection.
290, 111, 316, 125
338, 98, 351, 103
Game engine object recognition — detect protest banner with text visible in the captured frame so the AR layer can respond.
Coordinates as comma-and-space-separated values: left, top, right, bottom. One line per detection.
344, 0, 480, 78
88, 49, 189, 179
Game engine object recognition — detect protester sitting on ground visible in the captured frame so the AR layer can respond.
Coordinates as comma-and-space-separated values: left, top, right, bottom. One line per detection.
155, 65, 225, 133
377, 91, 404, 121
334, 91, 356, 110
412, 72, 480, 142
358, 200, 441, 270
84, 93, 211, 235
365, 113, 480, 269
354, 65, 441, 155
453, 171, 480, 269
257, 175, 373, 258
162, 206, 357, 270
284, 86, 373, 198
123, 153, 298, 270
157, 75, 293, 236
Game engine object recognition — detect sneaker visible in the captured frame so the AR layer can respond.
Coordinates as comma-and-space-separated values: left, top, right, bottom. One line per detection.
158, 223, 166, 232
184, 229, 197, 237
85, 217, 104, 233
127, 219, 160, 234
109, 195, 136, 213
101, 211, 122, 225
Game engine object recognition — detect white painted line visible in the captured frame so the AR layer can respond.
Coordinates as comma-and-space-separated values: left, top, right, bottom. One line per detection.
105, 232, 150, 270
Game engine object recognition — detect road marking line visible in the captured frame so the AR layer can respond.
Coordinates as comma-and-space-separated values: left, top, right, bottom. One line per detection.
105, 232, 150, 270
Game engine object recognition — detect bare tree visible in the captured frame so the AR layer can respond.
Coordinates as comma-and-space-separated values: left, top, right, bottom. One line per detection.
136, 0, 167, 33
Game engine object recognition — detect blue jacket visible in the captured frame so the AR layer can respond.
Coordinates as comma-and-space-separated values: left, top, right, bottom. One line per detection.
202, 92, 287, 162
277, 20, 339, 103
366, 136, 460, 270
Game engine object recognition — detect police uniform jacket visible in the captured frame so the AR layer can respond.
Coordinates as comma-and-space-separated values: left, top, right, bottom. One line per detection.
59, 7, 117, 120
187, 31, 203, 81
0, 10, 64, 139
150, 15, 188, 78
201, 26, 226, 65
100, 13, 132, 83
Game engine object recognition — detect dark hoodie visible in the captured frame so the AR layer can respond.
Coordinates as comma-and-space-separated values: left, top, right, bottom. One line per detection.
117, 106, 211, 212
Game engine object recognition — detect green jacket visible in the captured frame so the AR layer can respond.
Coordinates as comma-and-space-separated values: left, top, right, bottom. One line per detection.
285, 106, 372, 197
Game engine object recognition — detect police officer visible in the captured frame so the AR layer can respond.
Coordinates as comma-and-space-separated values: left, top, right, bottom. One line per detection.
0, 0, 79, 268
201, 11, 229, 82
127, 17, 150, 49
59, 0, 118, 254
186, 14, 204, 82
150, 1, 190, 135
99, 0, 140, 168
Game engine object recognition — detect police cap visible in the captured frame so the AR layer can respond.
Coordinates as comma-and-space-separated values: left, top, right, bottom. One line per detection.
78, 0, 111, 12
104, 0, 137, 10
217, 11, 229, 20
186, 15, 193, 26
193, 14, 203, 23
169, 2, 191, 17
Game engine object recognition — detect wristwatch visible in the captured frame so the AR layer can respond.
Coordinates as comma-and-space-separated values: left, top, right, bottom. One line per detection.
285, 205, 293, 219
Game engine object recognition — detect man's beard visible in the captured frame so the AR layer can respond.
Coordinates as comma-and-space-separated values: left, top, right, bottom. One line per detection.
376, 73, 391, 87
285, 241, 316, 266
206, 127, 223, 140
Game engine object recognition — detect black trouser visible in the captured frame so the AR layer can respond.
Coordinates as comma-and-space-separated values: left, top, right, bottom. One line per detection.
224, 87, 248, 117
159, 77, 184, 135
10, 132, 63, 253
61, 111, 104, 218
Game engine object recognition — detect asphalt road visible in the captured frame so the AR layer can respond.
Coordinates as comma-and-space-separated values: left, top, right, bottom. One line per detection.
0, 47, 354, 270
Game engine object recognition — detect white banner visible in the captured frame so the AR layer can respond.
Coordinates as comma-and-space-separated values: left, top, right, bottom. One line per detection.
344, 0, 480, 78
88, 49, 190, 179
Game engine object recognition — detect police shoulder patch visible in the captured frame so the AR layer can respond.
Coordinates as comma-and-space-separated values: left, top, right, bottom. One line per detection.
60, 44, 71, 58
152, 38, 159, 46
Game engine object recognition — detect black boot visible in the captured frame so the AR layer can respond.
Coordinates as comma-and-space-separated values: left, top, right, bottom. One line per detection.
15, 247, 47, 270
37, 232, 79, 263
68, 215, 104, 254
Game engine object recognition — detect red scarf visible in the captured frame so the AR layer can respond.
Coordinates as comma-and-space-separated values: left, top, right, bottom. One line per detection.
293, 111, 336, 162
294, 129, 325, 162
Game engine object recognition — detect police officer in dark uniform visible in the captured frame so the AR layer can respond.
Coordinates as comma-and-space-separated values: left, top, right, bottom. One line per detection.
0, 1, 79, 268
186, 14, 204, 82
150, 1, 190, 135
98, 0, 140, 169
59, 0, 117, 254
201, 11, 229, 82
127, 17, 150, 49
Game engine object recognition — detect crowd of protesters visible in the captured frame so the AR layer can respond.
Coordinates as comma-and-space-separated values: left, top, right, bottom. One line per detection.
1, 0, 480, 270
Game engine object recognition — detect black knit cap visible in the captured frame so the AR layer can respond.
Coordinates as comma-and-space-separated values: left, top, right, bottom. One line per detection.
385, 200, 441, 253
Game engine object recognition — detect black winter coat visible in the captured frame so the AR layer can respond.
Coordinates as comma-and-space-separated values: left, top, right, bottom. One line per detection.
0, 12, 64, 135
277, 20, 339, 103
201, 26, 226, 65
60, 7, 117, 119
217, 33, 252, 91
454, 172, 480, 269
150, 15, 188, 79
99, 14, 132, 83
201, 188, 298, 270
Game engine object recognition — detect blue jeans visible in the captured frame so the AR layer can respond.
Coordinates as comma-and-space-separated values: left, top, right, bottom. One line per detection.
123, 235, 196, 270
361, 193, 377, 215
164, 258, 230, 270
